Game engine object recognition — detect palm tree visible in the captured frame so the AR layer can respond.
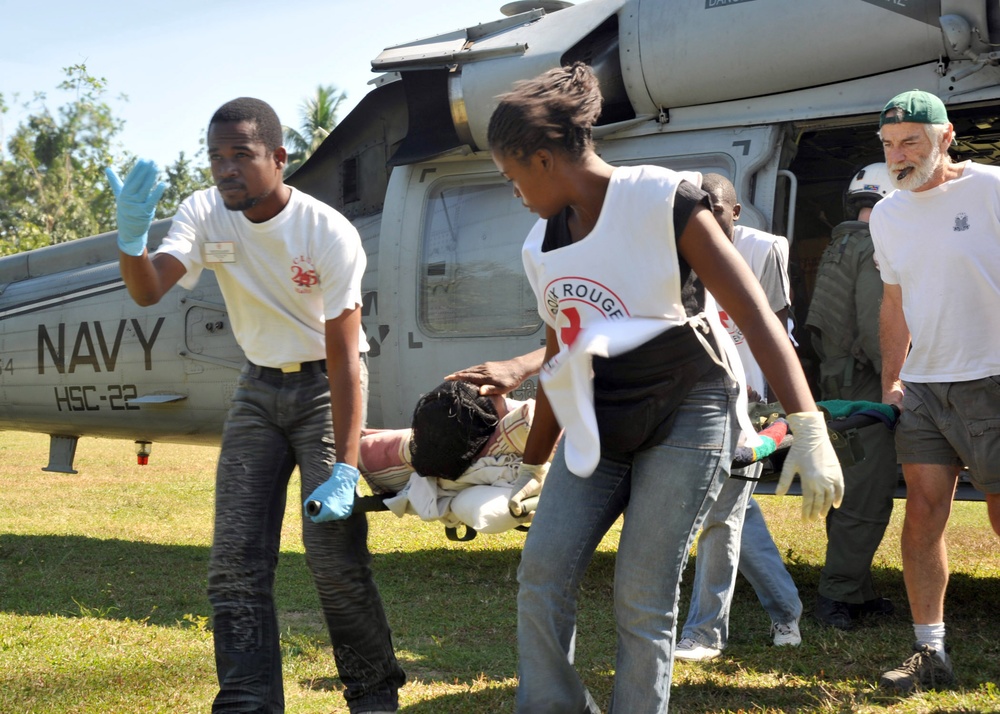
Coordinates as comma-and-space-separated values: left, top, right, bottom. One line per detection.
283, 84, 346, 176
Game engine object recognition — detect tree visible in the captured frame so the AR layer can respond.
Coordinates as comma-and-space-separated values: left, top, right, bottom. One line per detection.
0, 65, 122, 254
283, 84, 346, 176
0, 65, 211, 256
159, 149, 211, 218
0, 92, 9, 162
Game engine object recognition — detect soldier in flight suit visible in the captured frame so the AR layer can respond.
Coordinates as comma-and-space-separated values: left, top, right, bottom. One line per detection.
805, 162, 898, 629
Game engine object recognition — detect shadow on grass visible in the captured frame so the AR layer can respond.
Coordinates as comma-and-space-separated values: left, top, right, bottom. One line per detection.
0, 532, 532, 684
4, 533, 998, 711
399, 687, 518, 713
0, 534, 214, 624
0, 536, 603, 706
674, 556, 1000, 710
0, 533, 527, 627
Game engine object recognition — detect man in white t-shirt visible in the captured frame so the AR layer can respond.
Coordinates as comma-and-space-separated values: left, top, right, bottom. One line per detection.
675, 174, 802, 660
108, 98, 404, 713
872, 89, 1000, 694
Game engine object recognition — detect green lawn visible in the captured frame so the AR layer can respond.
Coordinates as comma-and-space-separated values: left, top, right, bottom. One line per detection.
1, 431, 998, 713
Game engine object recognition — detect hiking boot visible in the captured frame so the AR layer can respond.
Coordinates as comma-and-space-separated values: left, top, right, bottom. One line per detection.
674, 637, 722, 661
850, 597, 895, 620
813, 594, 853, 630
771, 619, 802, 647
880, 644, 956, 693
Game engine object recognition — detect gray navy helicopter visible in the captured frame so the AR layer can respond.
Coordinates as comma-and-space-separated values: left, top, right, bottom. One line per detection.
1, 0, 997, 504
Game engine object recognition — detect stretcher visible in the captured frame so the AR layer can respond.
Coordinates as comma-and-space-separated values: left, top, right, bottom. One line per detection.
353, 492, 534, 542
741, 403, 984, 502
730, 400, 899, 472
351, 400, 983, 542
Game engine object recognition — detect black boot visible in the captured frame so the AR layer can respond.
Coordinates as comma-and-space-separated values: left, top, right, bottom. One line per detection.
813, 594, 854, 630
850, 597, 895, 620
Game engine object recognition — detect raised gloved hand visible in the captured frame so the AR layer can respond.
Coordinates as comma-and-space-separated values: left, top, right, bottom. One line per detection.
776, 411, 845, 521
304, 462, 361, 523
509, 461, 549, 517
105, 160, 166, 257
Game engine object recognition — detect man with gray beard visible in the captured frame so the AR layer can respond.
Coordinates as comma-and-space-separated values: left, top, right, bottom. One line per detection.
871, 89, 1000, 694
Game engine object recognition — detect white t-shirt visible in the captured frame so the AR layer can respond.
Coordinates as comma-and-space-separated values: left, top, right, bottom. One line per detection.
870, 161, 1000, 382
719, 225, 791, 397
155, 186, 367, 367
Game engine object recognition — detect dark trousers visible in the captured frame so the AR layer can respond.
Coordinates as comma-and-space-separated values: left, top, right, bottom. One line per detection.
819, 368, 898, 603
209, 361, 404, 713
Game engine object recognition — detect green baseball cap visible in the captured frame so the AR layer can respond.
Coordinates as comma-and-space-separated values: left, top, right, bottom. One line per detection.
880, 90, 949, 127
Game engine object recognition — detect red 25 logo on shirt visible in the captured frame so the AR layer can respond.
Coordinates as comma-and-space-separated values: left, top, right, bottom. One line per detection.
291, 256, 319, 292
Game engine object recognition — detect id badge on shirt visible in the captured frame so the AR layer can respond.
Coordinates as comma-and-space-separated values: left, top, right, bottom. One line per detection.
204, 241, 236, 263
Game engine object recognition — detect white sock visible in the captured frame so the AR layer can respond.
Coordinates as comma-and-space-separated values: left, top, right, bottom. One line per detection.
914, 623, 948, 662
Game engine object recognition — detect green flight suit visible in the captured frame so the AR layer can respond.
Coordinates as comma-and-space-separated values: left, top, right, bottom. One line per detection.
805, 220, 898, 604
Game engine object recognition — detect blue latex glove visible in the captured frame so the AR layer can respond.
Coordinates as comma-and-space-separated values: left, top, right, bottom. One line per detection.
304, 463, 361, 522
105, 160, 167, 257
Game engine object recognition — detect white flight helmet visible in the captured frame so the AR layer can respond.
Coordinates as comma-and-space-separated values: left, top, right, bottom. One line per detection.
844, 162, 892, 219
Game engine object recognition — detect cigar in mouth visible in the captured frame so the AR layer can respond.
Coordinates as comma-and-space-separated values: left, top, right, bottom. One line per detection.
897, 167, 913, 181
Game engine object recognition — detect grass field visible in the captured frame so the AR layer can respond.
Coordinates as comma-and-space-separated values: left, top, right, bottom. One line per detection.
1, 430, 998, 713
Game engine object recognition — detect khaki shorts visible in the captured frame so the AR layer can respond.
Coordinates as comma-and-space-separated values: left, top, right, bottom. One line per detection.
896, 377, 1000, 493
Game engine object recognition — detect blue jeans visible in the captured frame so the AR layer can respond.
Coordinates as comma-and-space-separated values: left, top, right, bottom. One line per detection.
681, 465, 802, 649
208, 360, 404, 713
516, 378, 738, 713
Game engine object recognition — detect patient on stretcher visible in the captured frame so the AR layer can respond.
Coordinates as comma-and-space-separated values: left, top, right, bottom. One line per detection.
358, 380, 547, 533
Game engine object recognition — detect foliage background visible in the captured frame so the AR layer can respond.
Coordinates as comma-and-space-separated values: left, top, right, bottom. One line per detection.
0, 68, 343, 256
0, 66, 210, 256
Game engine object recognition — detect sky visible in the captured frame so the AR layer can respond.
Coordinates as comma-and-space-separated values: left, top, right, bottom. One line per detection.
1, 0, 514, 168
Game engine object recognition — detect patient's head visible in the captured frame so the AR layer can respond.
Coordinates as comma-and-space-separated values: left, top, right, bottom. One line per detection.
409, 380, 500, 480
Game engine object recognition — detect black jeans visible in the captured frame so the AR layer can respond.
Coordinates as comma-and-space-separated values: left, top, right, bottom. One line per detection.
209, 360, 404, 712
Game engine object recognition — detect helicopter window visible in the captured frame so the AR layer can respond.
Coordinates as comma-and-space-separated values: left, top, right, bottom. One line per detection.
419, 181, 541, 337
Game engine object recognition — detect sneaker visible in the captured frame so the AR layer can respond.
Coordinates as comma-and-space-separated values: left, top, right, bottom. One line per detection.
880, 644, 956, 693
771, 619, 802, 647
674, 637, 722, 661
813, 594, 853, 630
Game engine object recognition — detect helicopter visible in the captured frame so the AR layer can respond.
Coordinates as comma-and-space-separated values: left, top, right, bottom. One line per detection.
1, 0, 997, 505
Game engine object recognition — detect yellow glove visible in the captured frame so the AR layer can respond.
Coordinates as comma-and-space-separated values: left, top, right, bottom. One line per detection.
776, 412, 845, 521
509, 462, 549, 517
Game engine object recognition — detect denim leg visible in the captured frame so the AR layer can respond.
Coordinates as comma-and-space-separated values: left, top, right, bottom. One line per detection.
516, 444, 629, 714
609, 378, 737, 714
299, 465, 405, 710
293, 366, 405, 713
210, 373, 296, 713
516, 377, 736, 714
738, 493, 803, 625
209, 365, 403, 714
680, 470, 754, 649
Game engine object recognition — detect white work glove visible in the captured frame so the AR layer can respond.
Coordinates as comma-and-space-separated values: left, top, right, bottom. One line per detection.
509, 461, 549, 517
776, 412, 844, 521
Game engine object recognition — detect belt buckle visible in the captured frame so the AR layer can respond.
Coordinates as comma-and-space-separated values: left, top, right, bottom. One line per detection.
280, 363, 302, 373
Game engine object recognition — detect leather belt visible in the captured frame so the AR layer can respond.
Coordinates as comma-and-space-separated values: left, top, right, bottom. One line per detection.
247, 359, 327, 377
